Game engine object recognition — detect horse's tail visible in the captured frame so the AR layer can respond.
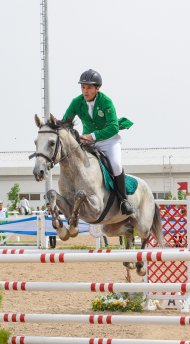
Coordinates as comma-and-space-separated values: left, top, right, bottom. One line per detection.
150, 203, 164, 247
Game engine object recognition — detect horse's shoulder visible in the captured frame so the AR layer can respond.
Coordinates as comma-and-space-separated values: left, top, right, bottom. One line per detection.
86, 150, 99, 161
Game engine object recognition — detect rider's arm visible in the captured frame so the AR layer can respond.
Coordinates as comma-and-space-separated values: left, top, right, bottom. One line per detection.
62, 98, 78, 121
93, 99, 119, 142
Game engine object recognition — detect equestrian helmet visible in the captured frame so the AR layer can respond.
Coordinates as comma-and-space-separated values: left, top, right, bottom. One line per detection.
78, 69, 102, 86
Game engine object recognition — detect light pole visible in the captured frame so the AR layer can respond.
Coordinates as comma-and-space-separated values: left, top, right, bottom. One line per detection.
40, 0, 52, 195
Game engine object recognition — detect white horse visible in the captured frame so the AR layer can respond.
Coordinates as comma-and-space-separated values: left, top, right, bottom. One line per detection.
32, 114, 163, 277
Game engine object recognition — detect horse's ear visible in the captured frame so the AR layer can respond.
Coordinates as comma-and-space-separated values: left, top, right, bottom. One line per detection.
49, 113, 57, 126
35, 114, 42, 128
66, 116, 75, 128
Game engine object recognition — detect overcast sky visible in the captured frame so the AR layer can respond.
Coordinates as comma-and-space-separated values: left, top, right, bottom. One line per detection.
0, 0, 190, 152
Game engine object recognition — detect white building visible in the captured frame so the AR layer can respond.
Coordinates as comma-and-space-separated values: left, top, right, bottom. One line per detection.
0, 147, 190, 209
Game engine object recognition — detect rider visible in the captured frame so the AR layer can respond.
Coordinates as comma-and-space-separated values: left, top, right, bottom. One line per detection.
62, 69, 134, 215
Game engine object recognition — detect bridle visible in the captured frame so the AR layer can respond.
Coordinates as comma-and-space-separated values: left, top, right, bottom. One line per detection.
29, 128, 80, 170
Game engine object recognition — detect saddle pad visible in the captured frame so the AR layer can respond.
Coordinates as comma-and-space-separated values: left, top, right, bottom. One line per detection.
99, 161, 138, 195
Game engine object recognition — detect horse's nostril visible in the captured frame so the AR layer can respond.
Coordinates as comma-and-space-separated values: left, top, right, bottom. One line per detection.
40, 170, 44, 176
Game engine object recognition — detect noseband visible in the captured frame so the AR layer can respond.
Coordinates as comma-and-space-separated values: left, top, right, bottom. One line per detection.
29, 128, 79, 170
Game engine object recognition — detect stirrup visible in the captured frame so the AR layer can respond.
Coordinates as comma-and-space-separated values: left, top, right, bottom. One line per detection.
120, 199, 135, 215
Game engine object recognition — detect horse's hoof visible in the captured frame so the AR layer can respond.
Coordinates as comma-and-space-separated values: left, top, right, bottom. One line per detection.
136, 262, 146, 276
68, 225, 79, 237
52, 220, 61, 229
58, 219, 63, 228
123, 262, 135, 270
57, 228, 70, 241
136, 268, 146, 276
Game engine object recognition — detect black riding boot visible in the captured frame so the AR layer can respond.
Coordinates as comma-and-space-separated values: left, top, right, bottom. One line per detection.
114, 171, 135, 215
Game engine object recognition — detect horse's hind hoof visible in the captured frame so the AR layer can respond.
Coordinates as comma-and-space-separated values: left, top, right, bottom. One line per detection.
136, 262, 146, 276
136, 268, 146, 276
123, 262, 135, 270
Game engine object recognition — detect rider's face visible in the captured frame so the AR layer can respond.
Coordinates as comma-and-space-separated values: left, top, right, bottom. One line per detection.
81, 84, 100, 101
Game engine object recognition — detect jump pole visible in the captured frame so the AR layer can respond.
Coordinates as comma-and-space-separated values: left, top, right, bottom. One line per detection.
1, 251, 190, 263
1, 281, 190, 293
8, 337, 190, 344
0, 248, 189, 255
0, 249, 113, 255
1, 313, 190, 325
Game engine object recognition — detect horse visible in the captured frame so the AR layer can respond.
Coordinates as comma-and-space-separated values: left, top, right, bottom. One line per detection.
32, 114, 163, 279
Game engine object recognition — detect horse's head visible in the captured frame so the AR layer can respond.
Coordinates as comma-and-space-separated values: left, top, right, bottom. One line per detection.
32, 114, 78, 181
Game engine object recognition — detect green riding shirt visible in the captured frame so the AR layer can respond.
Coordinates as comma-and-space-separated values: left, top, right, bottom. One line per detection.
63, 92, 133, 142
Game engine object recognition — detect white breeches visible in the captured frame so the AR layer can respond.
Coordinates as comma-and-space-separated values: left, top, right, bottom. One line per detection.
95, 134, 122, 176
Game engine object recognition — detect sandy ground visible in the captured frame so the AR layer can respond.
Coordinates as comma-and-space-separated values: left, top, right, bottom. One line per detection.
0, 235, 190, 341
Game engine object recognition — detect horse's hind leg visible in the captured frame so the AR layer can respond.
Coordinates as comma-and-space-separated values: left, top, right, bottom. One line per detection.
68, 190, 87, 237
136, 236, 150, 276
122, 228, 136, 282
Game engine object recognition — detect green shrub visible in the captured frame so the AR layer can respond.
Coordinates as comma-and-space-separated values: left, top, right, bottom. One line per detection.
0, 328, 11, 344
0, 291, 11, 343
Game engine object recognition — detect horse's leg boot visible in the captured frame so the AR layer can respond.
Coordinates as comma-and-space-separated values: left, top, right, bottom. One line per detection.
114, 171, 135, 216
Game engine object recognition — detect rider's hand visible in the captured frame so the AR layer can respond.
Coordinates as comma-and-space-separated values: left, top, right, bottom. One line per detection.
80, 134, 94, 144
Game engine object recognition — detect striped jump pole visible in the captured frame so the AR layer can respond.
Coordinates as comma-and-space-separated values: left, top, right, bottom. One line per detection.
0, 250, 190, 263
1, 248, 189, 255
0, 249, 113, 254
1, 281, 190, 293
1, 313, 190, 325
8, 337, 190, 344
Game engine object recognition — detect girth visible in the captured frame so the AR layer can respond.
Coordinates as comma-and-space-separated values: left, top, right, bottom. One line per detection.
89, 190, 116, 224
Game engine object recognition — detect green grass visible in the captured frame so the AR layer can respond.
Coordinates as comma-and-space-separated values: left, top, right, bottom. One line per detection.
58, 244, 141, 250
0, 291, 11, 344
0, 328, 11, 344
58, 244, 122, 250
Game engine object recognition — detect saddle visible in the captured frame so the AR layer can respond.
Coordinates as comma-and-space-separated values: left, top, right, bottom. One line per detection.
92, 149, 138, 195
93, 149, 114, 177
86, 148, 138, 224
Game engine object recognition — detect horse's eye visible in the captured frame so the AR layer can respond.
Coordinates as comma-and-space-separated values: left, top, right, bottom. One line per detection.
49, 140, 55, 147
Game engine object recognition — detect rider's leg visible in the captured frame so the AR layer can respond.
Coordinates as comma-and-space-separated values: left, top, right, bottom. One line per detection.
95, 136, 134, 215
114, 170, 135, 215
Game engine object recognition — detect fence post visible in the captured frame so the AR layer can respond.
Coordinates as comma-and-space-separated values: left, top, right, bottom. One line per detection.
37, 214, 47, 249
183, 195, 190, 312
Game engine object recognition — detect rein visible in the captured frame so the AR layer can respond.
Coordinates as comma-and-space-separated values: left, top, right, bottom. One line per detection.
29, 128, 80, 169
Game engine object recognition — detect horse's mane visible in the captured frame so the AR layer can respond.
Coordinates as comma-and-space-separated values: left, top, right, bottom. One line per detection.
46, 118, 97, 155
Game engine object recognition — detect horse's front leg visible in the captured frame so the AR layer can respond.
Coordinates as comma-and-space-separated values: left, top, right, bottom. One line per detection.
46, 189, 70, 241
68, 191, 87, 237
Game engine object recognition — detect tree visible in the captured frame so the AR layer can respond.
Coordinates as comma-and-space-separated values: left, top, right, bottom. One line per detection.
178, 190, 186, 200
7, 183, 20, 210
165, 192, 172, 200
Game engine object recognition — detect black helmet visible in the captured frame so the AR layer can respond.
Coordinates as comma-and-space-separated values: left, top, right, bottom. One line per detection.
78, 69, 102, 86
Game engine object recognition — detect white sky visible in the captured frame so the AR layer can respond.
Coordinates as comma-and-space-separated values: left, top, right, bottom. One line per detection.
0, 0, 190, 151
